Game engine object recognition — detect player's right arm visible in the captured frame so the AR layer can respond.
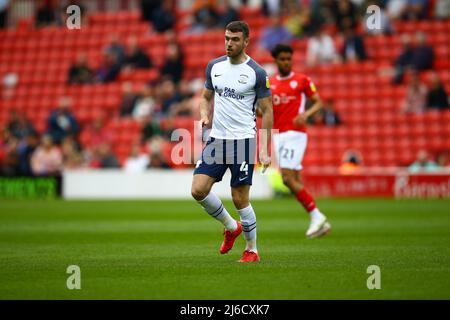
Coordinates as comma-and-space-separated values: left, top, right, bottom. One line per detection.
199, 88, 214, 127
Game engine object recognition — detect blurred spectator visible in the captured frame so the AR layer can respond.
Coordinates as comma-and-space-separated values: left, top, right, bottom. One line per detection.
160, 43, 184, 84
436, 152, 449, 168
104, 34, 126, 67
435, 0, 450, 19
47, 96, 80, 144
31, 135, 63, 176
284, 2, 322, 38
7, 110, 36, 141
133, 83, 157, 121
17, 133, 39, 176
151, 0, 175, 32
408, 149, 439, 173
0, 0, 9, 28
119, 82, 138, 117
403, 0, 429, 20
426, 73, 450, 110
61, 136, 84, 169
309, 99, 342, 126
140, 0, 162, 23
218, 0, 239, 28
35, 0, 56, 27
148, 137, 170, 169
339, 150, 362, 175
81, 116, 113, 154
124, 144, 150, 173
159, 78, 182, 116
1, 136, 19, 176
90, 143, 120, 168
67, 52, 94, 85
387, 0, 408, 20
392, 34, 414, 84
333, 0, 358, 32
341, 27, 367, 62
411, 31, 434, 72
95, 50, 121, 83
123, 36, 153, 70
190, 0, 220, 33
306, 27, 340, 66
258, 14, 293, 52
401, 72, 428, 113
262, 0, 282, 16
168, 80, 196, 118
142, 114, 166, 142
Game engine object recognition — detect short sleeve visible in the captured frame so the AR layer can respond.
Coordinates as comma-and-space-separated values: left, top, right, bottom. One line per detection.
255, 68, 271, 99
204, 61, 214, 90
303, 76, 318, 97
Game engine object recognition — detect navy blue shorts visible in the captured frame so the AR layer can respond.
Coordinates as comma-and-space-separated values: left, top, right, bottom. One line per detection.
194, 137, 256, 187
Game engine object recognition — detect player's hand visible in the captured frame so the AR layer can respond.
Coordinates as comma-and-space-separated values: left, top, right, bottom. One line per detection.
259, 150, 271, 173
293, 114, 307, 127
199, 116, 209, 128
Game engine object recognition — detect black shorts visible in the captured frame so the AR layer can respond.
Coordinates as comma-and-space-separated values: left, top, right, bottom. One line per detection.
194, 137, 256, 187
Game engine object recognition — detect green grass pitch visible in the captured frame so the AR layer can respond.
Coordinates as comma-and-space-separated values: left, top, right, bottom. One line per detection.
0, 198, 449, 299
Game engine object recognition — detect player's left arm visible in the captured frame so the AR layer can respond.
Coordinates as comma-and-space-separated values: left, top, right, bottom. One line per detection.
257, 96, 273, 170
294, 78, 323, 126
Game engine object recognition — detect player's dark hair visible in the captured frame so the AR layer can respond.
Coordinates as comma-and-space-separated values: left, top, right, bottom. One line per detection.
271, 44, 293, 58
225, 21, 250, 39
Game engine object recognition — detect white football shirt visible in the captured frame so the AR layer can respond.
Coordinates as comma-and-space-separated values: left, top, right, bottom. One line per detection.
205, 55, 271, 140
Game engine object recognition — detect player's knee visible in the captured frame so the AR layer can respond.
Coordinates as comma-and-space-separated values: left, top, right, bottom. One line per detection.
191, 186, 208, 201
282, 174, 295, 189
231, 193, 249, 209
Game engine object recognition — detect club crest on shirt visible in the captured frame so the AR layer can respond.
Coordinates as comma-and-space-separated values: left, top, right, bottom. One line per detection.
238, 74, 249, 84
290, 80, 298, 89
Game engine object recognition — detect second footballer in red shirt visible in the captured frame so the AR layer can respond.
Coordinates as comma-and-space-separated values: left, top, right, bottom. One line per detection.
268, 44, 331, 238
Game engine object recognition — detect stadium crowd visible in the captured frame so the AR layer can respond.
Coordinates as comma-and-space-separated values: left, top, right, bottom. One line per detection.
0, 0, 449, 177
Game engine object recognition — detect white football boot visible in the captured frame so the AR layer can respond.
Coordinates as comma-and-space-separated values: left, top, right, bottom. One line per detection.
306, 215, 332, 239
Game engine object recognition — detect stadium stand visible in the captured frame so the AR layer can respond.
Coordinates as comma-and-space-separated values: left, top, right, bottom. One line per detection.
0, 4, 449, 172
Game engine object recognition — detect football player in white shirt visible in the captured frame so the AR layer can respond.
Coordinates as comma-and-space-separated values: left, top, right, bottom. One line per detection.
191, 21, 273, 263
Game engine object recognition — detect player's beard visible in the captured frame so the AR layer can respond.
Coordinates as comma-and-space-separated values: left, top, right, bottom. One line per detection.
227, 45, 244, 58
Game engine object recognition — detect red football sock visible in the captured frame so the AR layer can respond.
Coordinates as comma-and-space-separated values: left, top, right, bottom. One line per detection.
295, 188, 317, 213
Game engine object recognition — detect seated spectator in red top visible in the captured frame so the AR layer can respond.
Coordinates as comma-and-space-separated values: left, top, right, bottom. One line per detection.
123, 36, 153, 70
81, 116, 114, 155
31, 134, 63, 176
68, 52, 94, 85
426, 73, 450, 110
401, 71, 428, 113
